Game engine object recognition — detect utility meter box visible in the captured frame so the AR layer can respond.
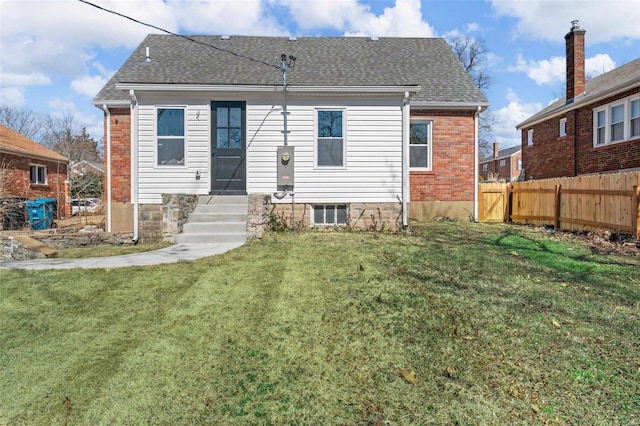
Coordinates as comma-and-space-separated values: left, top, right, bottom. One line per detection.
277, 146, 294, 187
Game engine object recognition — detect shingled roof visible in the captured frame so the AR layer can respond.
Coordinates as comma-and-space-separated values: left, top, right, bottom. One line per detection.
0, 124, 68, 163
94, 35, 488, 106
517, 57, 640, 129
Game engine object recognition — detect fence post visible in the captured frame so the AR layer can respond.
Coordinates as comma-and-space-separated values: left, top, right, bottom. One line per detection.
633, 185, 640, 240
554, 184, 561, 230
506, 184, 513, 223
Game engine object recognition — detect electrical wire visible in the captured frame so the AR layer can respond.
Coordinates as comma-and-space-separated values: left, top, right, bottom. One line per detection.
78, 0, 279, 70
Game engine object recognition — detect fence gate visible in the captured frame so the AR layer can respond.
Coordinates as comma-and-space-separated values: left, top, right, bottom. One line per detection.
479, 183, 508, 223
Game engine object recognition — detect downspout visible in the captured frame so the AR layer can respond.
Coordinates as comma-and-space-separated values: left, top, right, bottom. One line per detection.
401, 91, 410, 228
129, 90, 139, 242
474, 106, 481, 222
102, 104, 112, 232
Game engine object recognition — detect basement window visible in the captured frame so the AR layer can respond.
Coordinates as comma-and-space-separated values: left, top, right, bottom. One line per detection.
30, 165, 47, 185
313, 205, 347, 226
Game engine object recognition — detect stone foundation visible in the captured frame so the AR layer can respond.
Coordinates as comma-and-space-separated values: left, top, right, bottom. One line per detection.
247, 194, 272, 238
162, 194, 198, 242
270, 201, 403, 231
139, 204, 163, 242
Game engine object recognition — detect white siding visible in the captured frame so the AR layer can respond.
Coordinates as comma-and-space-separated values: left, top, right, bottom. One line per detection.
136, 95, 404, 204
137, 99, 210, 204
247, 99, 403, 203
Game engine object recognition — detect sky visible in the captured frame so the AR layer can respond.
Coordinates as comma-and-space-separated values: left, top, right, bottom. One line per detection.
1, 0, 639, 150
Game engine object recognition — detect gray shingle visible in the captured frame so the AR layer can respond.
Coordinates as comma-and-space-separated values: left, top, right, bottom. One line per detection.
94, 35, 488, 105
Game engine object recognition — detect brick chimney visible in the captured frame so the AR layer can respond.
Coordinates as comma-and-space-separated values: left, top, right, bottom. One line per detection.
565, 20, 586, 103
493, 142, 499, 159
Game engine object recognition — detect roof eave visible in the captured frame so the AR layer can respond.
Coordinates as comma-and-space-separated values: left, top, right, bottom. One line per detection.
516, 78, 640, 130
0, 147, 69, 163
114, 83, 422, 94
410, 101, 490, 110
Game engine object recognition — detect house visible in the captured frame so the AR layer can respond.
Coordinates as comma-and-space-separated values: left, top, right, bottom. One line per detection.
93, 35, 488, 240
480, 142, 522, 182
0, 124, 70, 218
70, 160, 104, 178
516, 21, 640, 180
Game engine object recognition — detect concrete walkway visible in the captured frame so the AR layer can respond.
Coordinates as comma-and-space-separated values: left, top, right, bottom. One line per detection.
0, 242, 245, 270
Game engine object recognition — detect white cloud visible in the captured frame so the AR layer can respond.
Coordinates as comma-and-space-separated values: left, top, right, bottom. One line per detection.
509, 54, 565, 86
48, 98, 77, 114
0, 72, 51, 87
71, 75, 109, 98
492, 89, 543, 146
586, 53, 616, 78
280, 0, 436, 37
490, 0, 640, 44
0, 87, 27, 107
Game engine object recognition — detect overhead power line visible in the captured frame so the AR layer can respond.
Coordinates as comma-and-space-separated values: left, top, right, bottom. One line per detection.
78, 0, 279, 70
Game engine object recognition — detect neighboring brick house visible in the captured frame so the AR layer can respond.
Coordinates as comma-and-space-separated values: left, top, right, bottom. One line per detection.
70, 160, 104, 178
93, 35, 488, 239
480, 142, 522, 182
517, 21, 640, 180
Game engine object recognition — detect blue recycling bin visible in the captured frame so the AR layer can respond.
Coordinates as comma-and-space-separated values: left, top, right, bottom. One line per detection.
26, 198, 57, 230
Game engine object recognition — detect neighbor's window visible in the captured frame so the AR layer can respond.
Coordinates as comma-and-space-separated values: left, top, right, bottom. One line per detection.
313, 205, 347, 225
593, 95, 640, 146
30, 165, 46, 184
517, 158, 522, 171
410, 120, 432, 169
631, 99, 640, 138
527, 129, 534, 146
482, 163, 488, 172
317, 110, 344, 167
157, 107, 185, 166
499, 159, 506, 167
610, 104, 624, 142
559, 117, 567, 137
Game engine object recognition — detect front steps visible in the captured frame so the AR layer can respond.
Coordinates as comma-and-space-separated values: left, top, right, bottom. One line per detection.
174, 195, 251, 245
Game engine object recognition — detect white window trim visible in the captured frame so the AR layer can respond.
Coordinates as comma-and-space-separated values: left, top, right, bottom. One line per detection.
517, 158, 522, 171
559, 117, 567, 137
482, 163, 488, 172
527, 129, 534, 146
155, 105, 187, 167
314, 108, 347, 169
30, 164, 47, 185
499, 159, 506, 167
592, 94, 640, 147
312, 204, 348, 226
409, 119, 433, 171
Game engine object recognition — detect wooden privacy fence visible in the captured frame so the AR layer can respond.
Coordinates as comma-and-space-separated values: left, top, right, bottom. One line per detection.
479, 171, 640, 238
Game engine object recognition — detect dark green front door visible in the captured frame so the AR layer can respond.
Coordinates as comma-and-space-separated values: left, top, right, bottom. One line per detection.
211, 101, 246, 194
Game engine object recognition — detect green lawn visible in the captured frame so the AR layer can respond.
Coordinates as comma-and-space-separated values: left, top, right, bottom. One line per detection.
1, 223, 638, 425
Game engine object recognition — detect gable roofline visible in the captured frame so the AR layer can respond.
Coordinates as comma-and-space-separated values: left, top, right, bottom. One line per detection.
516, 58, 640, 129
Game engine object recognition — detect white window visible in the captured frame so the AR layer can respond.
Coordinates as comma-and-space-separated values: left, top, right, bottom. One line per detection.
410, 120, 432, 169
631, 99, 640, 138
499, 159, 506, 167
30, 165, 46, 184
316, 110, 345, 167
593, 95, 640, 147
517, 158, 522, 171
482, 163, 488, 172
527, 129, 534, 146
313, 205, 347, 225
559, 117, 567, 137
157, 107, 185, 166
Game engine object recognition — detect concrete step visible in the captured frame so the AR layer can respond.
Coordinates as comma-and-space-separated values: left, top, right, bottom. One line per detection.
183, 221, 247, 234
198, 195, 248, 205
188, 212, 247, 223
191, 203, 248, 215
174, 232, 251, 245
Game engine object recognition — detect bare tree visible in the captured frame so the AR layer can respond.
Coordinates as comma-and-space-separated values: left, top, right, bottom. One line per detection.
0, 106, 44, 141
449, 35, 494, 157
42, 114, 102, 163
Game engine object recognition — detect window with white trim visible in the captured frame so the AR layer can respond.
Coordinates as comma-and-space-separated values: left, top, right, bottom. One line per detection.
527, 129, 534, 146
499, 159, 506, 167
157, 107, 185, 166
30, 165, 46, 184
517, 158, 522, 171
593, 95, 640, 147
317, 110, 345, 167
410, 120, 432, 169
313, 205, 347, 225
482, 163, 488, 172
559, 117, 567, 137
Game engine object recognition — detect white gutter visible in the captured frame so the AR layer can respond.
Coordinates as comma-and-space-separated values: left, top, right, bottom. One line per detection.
411, 101, 490, 110
474, 106, 481, 222
402, 91, 410, 228
129, 90, 139, 242
102, 105, 112, 233
115, 83, 421, 94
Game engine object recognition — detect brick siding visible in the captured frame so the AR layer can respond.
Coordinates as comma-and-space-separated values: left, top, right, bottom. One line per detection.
410, 109, 476, 202
105, 108, 132, 202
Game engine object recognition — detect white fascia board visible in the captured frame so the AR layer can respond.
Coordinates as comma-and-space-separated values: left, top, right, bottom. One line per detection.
115, 83, 421, 94
411, 101, 490, 110
91, 99, 131, 107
